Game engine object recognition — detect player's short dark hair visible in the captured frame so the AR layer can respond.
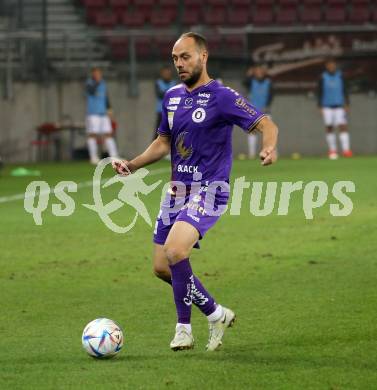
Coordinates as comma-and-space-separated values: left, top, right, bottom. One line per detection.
178, 32, 208, 52
325, 57, 337, 64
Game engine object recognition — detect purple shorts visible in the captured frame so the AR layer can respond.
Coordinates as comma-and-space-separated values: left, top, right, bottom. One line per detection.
153, 184, 229, 248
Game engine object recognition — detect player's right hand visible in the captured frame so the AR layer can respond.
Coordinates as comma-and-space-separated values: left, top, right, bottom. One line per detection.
112, 159, 132, 176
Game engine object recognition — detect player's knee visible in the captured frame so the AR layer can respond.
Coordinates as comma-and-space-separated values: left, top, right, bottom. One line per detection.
163, 244, 189, 264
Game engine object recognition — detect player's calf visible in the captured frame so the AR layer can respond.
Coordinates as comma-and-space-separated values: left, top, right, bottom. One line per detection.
153, 265, 172, 284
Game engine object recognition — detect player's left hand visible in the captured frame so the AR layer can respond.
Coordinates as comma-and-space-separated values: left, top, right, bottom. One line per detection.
259, 147, 277, 166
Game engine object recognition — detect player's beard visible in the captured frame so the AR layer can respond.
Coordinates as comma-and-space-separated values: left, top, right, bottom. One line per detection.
181, 61, 203, 87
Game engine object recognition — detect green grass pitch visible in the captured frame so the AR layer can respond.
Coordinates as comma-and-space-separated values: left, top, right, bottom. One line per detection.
0, 157, 376, 389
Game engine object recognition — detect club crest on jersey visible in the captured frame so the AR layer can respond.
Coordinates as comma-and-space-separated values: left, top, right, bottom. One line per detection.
176, 132, 193, 159
192, 108, 206, 123
168, 112, 174, 130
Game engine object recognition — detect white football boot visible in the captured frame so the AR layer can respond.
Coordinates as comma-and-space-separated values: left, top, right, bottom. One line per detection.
206, 307, 236, 351
170, 325, 194, 351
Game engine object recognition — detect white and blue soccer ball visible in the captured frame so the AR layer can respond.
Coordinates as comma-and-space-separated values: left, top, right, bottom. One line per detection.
82, 318, 124, 358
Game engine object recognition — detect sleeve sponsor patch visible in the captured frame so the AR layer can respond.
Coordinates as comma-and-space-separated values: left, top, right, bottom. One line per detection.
235, 97, 257, 116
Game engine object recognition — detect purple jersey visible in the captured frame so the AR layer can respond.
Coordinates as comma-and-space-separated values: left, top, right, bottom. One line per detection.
157, 80, 266, 184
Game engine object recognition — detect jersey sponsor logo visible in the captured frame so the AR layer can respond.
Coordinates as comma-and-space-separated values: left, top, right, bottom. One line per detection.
168, 112, 174, 130
175, 132, 193, 159
177, 164, 199, 173
184, 98, 193, 108
183, 275, 194, 306
196, 99, 209, 106
235, 97, 257, 116
167, 105, 177, 111
169, 97, 181, 105
198, 92, 211, 99
188, 214, 200, 223
182, 201, 207, 216
192, 107, 206, 123
192, 194, 201, 203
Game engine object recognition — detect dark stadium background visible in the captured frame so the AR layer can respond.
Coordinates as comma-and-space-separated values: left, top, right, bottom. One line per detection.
0, 0, 376, 163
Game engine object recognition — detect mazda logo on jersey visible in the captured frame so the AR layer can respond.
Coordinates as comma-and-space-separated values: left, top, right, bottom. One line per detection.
192, 108, 206, 123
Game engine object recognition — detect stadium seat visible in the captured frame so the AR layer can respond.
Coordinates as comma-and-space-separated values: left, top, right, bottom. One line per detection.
204, 7, 226, 26
373, 8, 377, 23
208, 0, 228, 5
135, 37, 153, 58
350, 0, 369, 3
109, 0, 130, 14
227, 8, 250, 25
82, 0, 107, 7
255, 0, 274, 5
95, 11, 118, 27
182, 8, 202, 25
278, 0, 299, 5
207, 36, 223, 54
327, 0, 347, 4
86, 7, 104, 24
300, 5, 322, 23
276, 7, 298, 24
133, 0, 156, 6
109, 0, 131, 6
302, 0, 322, 4
160, 5, 178, 17
251, 6, 274, 25
224, 35, 245, 56
108, 37, 129, 60
150, 9, 175, 27
184, 0, 202, 9
231, 0, 253, 5
120, 10, 146, 27
348, 6, 370, 24
155, 36, 175, 58
325, 6, 346, 24
159, 0, 176, 5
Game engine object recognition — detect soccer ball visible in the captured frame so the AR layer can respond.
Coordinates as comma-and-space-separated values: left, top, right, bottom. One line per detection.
82, 318, 124, 358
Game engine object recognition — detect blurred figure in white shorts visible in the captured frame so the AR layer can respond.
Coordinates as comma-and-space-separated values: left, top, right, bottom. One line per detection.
85, 67, 118, 164
318, 59, 352, 160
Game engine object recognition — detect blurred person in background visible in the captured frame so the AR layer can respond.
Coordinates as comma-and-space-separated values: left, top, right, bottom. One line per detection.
86, 67, 118, 164
243, 64, 273, 159
154, 65, 176, 140
318, 58, 352, 160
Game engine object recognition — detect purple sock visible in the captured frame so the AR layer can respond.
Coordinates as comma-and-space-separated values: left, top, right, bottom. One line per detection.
192, 275, 217, 316
169, 259, 194, 324
158, 274, 216, 316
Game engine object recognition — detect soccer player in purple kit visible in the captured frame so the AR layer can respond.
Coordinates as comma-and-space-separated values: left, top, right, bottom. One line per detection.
113, 32, 278, 351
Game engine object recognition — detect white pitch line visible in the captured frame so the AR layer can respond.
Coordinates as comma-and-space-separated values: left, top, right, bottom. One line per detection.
0, 167, 170, 204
